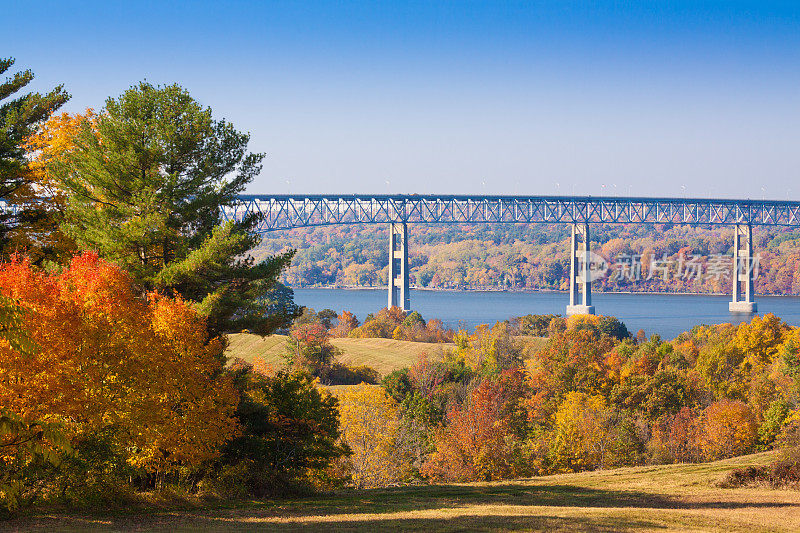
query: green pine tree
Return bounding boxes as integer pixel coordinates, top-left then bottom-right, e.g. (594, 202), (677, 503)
(55, 82), (298, 335)
(0, 57), (69, 255)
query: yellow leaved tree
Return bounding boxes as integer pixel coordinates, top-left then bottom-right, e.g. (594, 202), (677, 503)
(13, 110), (97, 261)
(338, 383), (410, 488)
(550, 391), (611, 472)
(701, 400), (757, 461)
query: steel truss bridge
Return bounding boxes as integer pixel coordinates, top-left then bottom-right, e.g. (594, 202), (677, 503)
(224, 195), (800, 232)
(213, 194), (800, 315)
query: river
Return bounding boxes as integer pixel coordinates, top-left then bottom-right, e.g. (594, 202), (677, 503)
(291, 288), (800, 340)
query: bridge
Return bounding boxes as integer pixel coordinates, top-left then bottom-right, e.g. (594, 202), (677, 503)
(224, 195), (800, 315)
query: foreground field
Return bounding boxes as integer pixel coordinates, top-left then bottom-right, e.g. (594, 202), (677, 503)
(8, 452), (800, 532)
(226, 333), (454, 375)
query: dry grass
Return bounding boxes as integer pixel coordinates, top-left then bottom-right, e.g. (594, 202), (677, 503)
(225, 333), (453, 376)
(9, 452), (800, 532)
(329, 338), (452, 376)
(225, 333), (292, 364)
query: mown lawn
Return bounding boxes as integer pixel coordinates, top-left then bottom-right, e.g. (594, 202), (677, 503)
(225, 333), (453, 376)
(8, 452), (800, 532)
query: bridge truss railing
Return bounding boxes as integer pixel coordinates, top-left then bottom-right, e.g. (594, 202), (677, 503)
(223, 195), (800, 232)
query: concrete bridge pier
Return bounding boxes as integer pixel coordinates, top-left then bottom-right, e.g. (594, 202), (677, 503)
(729, 224), (757, 313)
(388, 222), (411, 311)
(566, 222), (595, 316)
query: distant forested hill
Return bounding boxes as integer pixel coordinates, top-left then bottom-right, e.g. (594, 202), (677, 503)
(252, 223), (800, 295)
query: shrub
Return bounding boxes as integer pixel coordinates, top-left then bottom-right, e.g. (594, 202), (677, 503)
(319, 363), (381, 386)
(0, 411), (72, 513)
(719, 450), (800, 488)
(212, 369), (346, 496)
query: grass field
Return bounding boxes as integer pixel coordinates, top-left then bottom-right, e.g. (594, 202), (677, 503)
(9, 452), (800, 532)
(225, 333), (546, 377)
(226, 333), (454, 376)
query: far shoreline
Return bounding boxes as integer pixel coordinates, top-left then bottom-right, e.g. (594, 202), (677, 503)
(288, 286), (800, 298)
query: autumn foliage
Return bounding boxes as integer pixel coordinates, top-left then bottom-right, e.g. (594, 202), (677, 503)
(285, 322), (337, 371)
(550, 392), (612, 472)
(340, 311), (800, 486)
(423, 368), (530, 482)
(0, 252), (239, 502)
(347, 307), (454, 343)
(701, 400), (758, 461)
(338, 384), (410, 488)
(258, 222), (800, 297)
(4, 110), (97, 261)
(24, 109), (97, 193)
(4, 243), (800, 505)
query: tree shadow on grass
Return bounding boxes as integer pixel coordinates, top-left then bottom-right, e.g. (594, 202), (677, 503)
(242, 482), (797, 517)
(137, 513), (687, 533)
(8, 482), (799, 532)
(11, 509), (740, 533)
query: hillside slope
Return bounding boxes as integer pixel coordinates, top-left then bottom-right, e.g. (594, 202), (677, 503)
(225, 333), (453, 375)
(12, 452), (800, 532)
(253, 223), (800, 295)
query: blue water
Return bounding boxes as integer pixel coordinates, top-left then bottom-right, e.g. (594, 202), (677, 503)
(291, 289), (800, 340)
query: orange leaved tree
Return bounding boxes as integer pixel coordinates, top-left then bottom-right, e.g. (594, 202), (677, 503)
(701, 400), (757, 461)
(422, 368), (530, 482)
(0, 252), (238, 479)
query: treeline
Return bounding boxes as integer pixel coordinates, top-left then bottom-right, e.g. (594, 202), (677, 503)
(246, 306), (800, 487)
(305, 309), (800, 486)
(239, 307), (455, 387)
(253, 223), (800, 295)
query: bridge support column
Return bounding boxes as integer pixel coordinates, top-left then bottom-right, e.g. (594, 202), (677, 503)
(388, 222), (410, 311)
(566, 222), (595, 316)
(729, 224), (757, 313)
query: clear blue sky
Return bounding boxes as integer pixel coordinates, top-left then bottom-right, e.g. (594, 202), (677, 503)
(4, 1), (800, 198)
